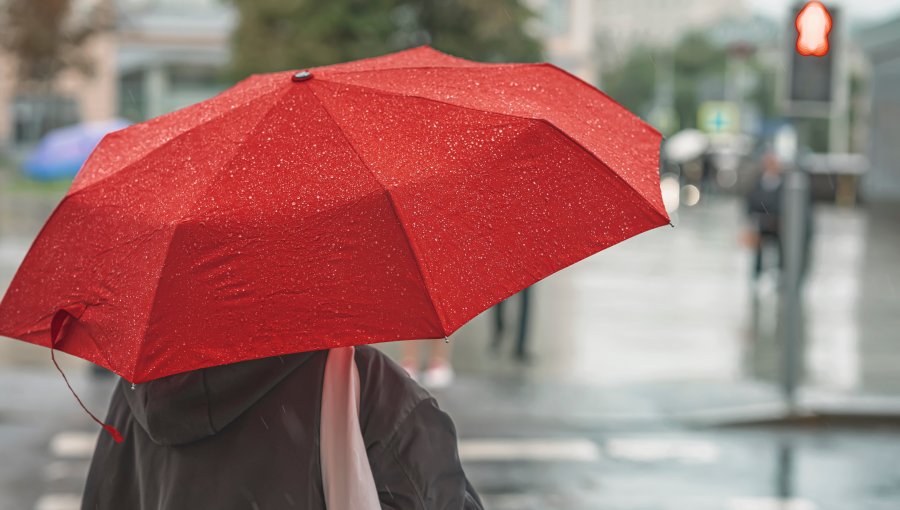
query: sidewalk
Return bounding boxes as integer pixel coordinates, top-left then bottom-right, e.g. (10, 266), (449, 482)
(3, 366), (900, 510)
(2, 192), (900, 509)
(3, 194), (900, 416)
(391, 195), (900, 420)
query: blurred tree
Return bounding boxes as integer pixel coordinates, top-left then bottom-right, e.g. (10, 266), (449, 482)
(601, 46), (656, 117)
(673, 33), (725, 77)
(227, 0), (542, 79)
(747, 62), (778, 121)
(0, 0), (113, 85)
(672, 33), (726, 130)
(603, 32), (788, 132)
(0, 0), (113, 144)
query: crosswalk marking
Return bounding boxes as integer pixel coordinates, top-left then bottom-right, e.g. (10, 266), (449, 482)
(43, 460), (90, 482)
(48, 431), (725, 466)
(48, 431), (724, 465)
(36, 433), (97, 510)
(47, 430), (610, 464)
(605, 437), (720, 463)
(481, 493), (544, 509)
(38, 431), (821, 510)
(458, 438), (601, 462)
(34, 494), (81, 510)
(49, 432), (97, 459)
(729, 498), (817, 510)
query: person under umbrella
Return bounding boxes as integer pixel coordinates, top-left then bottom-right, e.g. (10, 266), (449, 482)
(745, 151), (786, 280)
(0, 47), (670, 508)
(81, 347), (482, 509)
(744, 150), (813, 285)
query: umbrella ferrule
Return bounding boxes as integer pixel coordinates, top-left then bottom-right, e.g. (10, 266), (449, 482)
(292, 70), (313, 82)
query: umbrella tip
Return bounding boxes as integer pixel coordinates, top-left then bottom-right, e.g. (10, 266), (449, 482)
(292, 71), (313, 82)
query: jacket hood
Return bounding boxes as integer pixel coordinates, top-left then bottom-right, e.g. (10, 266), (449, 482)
(122, 351), (315, 446)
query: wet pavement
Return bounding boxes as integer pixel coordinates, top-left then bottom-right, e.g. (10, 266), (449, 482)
(3, 367), (900, 510)
(2, 180), (900, 508)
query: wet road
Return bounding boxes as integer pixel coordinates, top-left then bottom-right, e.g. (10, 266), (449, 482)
(3, 368), (900, 510)
(2, 187), (900, 509)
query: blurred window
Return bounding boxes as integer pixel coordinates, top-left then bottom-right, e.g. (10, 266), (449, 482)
(166, 66), (225, 113)
(12, 95), (80, 145)
(119, 71), (146, 122)
(546, 0), (571, 36)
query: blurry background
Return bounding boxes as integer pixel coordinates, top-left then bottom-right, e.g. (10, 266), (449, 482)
(1, 1), (900, 509)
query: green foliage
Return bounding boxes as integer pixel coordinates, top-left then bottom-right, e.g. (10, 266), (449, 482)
(673, 32), (725, 77)
(671, 33), (727, 129)
(5, 174), (73, 194)
(747, 62), (778, 120)
(602, 31), (777, 132)
(227, 0), (542, 79)
(602, 46), (656, 117)
(0, 0), (112, 85)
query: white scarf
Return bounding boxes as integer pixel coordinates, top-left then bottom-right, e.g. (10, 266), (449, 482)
(320, 346), (381, 509)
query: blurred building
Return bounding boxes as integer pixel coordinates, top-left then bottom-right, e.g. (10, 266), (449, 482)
(115, 0), (232, 121)
(528, 0), (749, 84)
(860, 15), (900, 202)
(527, 0), (598, 83)
(593, 0), (746, 66)
(0, 2), (117, 152)
(0, 0), (232, 153)
(1, 0), (759, 152)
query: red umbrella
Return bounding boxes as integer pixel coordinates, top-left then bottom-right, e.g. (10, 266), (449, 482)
(0, 47), (668, 385)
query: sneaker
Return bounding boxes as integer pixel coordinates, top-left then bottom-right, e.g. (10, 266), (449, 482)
(423, 361), (455, 389)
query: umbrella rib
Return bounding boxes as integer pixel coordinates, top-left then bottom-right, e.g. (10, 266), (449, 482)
(311, 46), (481, 74)
(319, 62), (635, 111)
(320, 63), (494, 76)
(306, 84), (449, 337)
(67, 85), (288, 200)
(527, 118), (668, 225)
(130, 86), (296, 381)
(317, 78), (669, 227)
(533, 62), (662, 136)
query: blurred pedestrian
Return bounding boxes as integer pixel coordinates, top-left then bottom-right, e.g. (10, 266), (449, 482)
(744, 151), (813, 285)
(745, 152), (785, 281)
(81, 346), (482, 509)
(401, 339), (455, 388)
(700, 151), (717, 195)
(491, 286), (532, 361)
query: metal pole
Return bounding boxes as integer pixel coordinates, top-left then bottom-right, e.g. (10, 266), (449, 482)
(779, 160), (808, 413)
(828, 1), (850, 156)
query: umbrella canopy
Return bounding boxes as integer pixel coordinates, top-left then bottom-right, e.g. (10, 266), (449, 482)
(22, 119), (131, 180)
(0, 47), (669, 383)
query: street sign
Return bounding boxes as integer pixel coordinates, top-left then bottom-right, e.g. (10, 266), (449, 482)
(698, 101), (739, 134)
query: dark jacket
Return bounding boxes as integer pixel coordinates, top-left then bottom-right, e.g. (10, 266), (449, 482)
(81, 346), (482, 510)
(746, 172), (784, 236)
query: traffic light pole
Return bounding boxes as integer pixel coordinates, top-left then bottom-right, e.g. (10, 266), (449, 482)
(779, 157), (809, 414)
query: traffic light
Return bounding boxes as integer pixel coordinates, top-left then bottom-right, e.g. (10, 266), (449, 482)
(785, 3), (840, 114)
